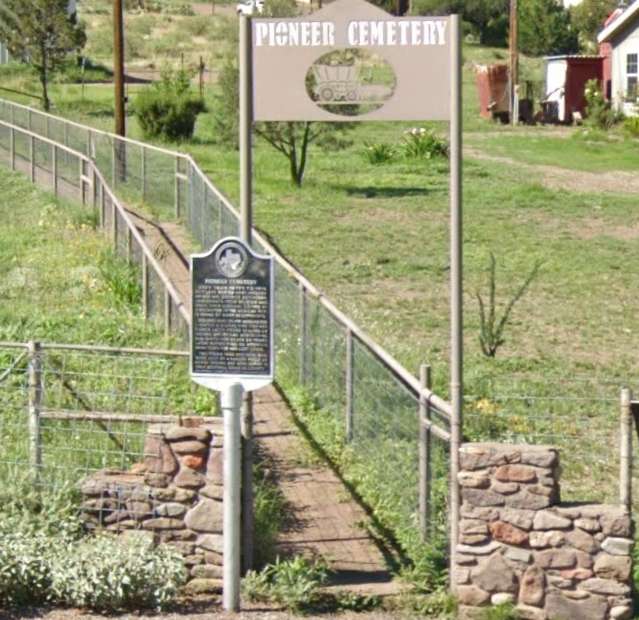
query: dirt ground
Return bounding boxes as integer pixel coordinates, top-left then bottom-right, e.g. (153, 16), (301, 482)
(6, 602), (402, 620)
(465, 145), (639, 195)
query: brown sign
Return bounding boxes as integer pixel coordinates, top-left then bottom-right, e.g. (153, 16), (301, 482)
(252, 0), (451, 122)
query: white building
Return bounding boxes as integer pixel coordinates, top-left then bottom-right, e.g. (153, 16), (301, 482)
(598, 0), (639, 115)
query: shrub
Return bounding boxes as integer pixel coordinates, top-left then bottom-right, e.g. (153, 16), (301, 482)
(0, 481), (186, 611)
(584, 79), (622, 130)
(0, 531), (53, 606)
(401, 127), (449, 159)
(50, 534), (187, 611)
(624, 116), (639, 138)
(363, 142), (396, 165)
(0, 477), (84, 540)
(134, 68), (206, 141)
(0, 529), (186, 610)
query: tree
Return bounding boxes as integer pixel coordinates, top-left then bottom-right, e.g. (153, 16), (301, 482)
(571, 0), (616, 52)
(519, 0), (578, 56)
(212, 0), (353, 187)
(463, 0), (509, 45)
(410, 0), (509, 45)
(255, 121), (352, 187)
(0, 0), (86, 111)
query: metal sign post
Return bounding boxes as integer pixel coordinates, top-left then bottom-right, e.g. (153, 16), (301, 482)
(239, 13), (256, 576)
(191, 237), (274, 612)
(248, 0), (463, 591)
(449, 14), (462, 579)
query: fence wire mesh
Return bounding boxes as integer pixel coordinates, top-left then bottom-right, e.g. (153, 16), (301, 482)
(465, 375), (623, 505)
(0, 344), (217, 531)
(0, 100), (455, 554)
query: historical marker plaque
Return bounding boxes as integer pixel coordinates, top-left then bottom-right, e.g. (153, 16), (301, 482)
(191, 237), (274, 391)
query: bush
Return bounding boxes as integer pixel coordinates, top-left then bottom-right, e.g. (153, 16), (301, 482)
(134, 68), (206, 141)
(363, 142), (396, 165)
(584, 79), (621, 130)
(0, 529), (186, 610)
(0, 477), (84, 540)
(243, 556), (328, 613)
(50, 534), (187, 611)
(624, 116), (639, 138)
(0, 481), (187, 611)
(402, 127), (449, 159)
(0, 531), (53, 606)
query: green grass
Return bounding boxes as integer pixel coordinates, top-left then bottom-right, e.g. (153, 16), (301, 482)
(467, 128), (639, 172)
(0, 167), (156, 345)
(0, 166), (217, 485)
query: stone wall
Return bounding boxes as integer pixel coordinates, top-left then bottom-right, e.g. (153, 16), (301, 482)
(456, 443), (634, 620)
(80, 421), (224, 595)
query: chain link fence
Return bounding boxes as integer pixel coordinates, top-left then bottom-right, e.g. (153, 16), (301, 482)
(0, 99), (452, 553)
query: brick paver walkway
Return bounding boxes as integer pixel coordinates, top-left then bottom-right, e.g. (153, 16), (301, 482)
(253, 388), (400, 595)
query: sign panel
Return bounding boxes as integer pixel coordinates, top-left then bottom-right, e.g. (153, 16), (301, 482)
(252, 0), (451, 122)
(191, 237), (274, 392)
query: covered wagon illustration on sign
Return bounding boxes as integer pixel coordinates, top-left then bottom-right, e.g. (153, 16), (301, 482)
(306, 48), (397, 116)
(313, 63), (361, 102)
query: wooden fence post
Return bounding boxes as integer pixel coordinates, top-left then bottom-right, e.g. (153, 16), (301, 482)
(419, 364), (432, 540)
(27, 341), (43, 480)
(346, 329), (354, 442)
(620, 387), (633, 511)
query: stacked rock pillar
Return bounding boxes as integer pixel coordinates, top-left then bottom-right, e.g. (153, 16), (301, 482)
(455, 443), (634, 620)
(81, 422), (225, 594)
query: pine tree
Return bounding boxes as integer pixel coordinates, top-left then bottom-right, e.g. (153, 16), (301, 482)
(0, 0), (86, 111)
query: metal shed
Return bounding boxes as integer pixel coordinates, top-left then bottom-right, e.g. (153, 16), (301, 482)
(543, 55), (603, 123)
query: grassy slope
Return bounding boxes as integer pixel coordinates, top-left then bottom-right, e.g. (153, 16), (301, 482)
(0, 165), (161, 347)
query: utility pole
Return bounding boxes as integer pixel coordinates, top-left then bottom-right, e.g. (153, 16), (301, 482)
(509, 0), (519, 126)
(113, 0), (126, 137)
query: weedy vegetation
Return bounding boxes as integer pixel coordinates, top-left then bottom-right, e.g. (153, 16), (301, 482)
(0, 478), (186, 611)
(476, 253), (543, 358)
(243, 556), (329, 613)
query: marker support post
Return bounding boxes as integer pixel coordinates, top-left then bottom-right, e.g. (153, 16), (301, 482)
(449, 13), (463, 584)
(222, 383), (244, 613)
(239, 12), (255, 575)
